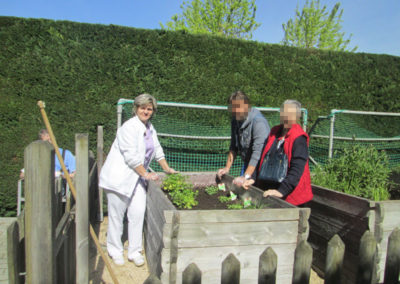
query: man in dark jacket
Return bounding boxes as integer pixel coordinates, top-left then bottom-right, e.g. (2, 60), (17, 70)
(217, 91), (270, 186)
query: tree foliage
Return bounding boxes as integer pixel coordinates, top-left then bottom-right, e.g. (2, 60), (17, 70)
(282, 0), (357, 52)
(161, 0), (260, 39)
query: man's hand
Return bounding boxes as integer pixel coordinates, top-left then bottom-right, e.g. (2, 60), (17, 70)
(242, 179), (255, 190)
(263, 189), (283, 198)
(217, 167), (229, 179)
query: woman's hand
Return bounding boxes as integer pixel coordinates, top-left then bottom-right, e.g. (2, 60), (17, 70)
(165, 168), (178, 174)
(144, 172), (159, 181)
(242, 179), (255, 190)
(263, 189), (283, 198)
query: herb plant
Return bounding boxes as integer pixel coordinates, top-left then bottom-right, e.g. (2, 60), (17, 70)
(312, 145), (391, 201)
(162, 173), (198, 209)
(205, 186), (219, 195)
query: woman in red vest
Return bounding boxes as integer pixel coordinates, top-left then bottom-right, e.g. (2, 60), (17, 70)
(243, 100), (313, 206)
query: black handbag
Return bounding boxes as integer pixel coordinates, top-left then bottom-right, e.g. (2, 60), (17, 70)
(258, 138), (288, 183)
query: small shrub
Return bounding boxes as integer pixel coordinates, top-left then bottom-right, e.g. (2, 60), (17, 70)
(312, 145), (391, 201)
(205, 185), (219, 195)
(162, 173), (198, 209)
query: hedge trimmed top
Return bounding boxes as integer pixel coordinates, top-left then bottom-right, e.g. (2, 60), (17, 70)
(0, 16), (399, 216)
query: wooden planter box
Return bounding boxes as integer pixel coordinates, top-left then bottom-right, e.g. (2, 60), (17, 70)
(308, 185), (400, 283)
(144, 173), (310, 283)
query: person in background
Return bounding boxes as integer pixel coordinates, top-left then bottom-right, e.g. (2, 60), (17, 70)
(99, 93), (177, 266)
(19, 129), (76, 179)
(217, 91), (270, 185)
(243, 99), (313, 206)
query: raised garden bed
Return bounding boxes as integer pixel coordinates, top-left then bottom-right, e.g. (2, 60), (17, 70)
(308, 184), (400, 283)
(144, 173), (310, 283)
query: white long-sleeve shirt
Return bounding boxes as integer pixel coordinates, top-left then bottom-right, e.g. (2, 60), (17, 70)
(99, 116), (165, 197)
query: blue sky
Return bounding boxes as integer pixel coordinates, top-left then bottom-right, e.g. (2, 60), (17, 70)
(2, 0), (399, 56)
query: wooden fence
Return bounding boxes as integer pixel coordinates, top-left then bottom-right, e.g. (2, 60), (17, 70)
(144, 228), (400, 284)
(7, 133), (101, 284)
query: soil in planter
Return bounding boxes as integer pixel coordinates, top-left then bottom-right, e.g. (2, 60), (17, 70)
(163, 186), (273, 210)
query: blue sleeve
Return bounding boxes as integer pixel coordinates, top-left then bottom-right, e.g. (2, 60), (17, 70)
(64, 150), (76, 173)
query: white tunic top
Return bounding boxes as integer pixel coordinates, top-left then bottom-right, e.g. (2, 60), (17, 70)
(99, 116), (165, 197)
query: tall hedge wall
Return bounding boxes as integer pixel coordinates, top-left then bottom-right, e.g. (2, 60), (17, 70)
(1, 16), (399, 216)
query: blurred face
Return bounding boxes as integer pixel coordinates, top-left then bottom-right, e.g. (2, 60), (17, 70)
(40, 133), (51, 142)
(136, 103), (154, 124)
(280, 104), (298, 129)
(230, 99), (249, 121)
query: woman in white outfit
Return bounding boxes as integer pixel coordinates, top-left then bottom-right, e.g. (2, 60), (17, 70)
(99, 94), (176, 266)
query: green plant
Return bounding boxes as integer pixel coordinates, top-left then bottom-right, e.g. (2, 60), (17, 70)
(218, 195), (231, 203)
(205, 185), (219, 195)
(162, 173), (198, 209)
(169, 188), (199, 209)
(227, 203), (243, 209)
(312, 145), (391, 201)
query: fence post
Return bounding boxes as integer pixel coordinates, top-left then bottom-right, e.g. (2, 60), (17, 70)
(143, 274), (162, 284)
(182, 263), (201, 284)
(258, 247), (277, 284)
(292, 240), (313, 284)
(75, 133), (89, 284)
(97, 125), (104, 222)
(325, 234), (345, 284)
(7, 221), (20, 284)
(221, 253), (240, 284)
(356, 231), (377, 284)
(24, 140), (56, 283)
(383, 228), (400, 283)
(328, 111), (336, 159)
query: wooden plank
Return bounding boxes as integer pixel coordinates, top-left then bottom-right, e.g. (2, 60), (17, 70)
(383, 228), (400, 284)
(147, 181), (176, 211)
(75, 133), (89, 284)
(97, 125), (104, 222)
(7, 221), (20, 284)
(298, 208), (310, 243)
(162, 267), (293, 284)
(182, 263), (202, 284)
(311, 185), (374, 216)
(161, 243), (296, 282)
(356, 231), (377, 284)
(325, 235), (345, 284)
(378, 200), (400, 230)
(24, 141), (56, 283)
(168, 211), (180, 284)
(292, 240), (312, 284)
(164, 208), (300, 224)
(221, 253), (240, 284)
(258, 247), (277, 284)
(163, 220), (299, 249)
(309, 229), (359, 284)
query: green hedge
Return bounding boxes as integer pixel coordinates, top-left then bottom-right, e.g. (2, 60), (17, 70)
(1, 16), (400, 216)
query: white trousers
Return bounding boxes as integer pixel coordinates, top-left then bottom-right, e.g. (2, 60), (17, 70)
(105, 181), (147, 257)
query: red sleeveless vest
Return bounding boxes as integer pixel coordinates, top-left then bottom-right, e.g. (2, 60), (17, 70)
(259, 124), (313, 206)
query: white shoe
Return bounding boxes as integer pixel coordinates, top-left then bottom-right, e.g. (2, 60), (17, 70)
(128, 252), (145, 267)
(110, 254), (125, 266)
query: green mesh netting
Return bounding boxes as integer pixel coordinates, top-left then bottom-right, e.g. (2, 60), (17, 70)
(308, 110), (400, 169)
(118, 99), (292, 175)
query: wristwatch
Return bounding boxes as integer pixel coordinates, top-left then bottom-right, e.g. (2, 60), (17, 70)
(244, 174), (251, 180)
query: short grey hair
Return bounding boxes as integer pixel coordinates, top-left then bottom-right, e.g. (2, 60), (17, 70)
(38, 129), (49, 140)
(132, 93), (158, 116)
(280, 99), (302, 120)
